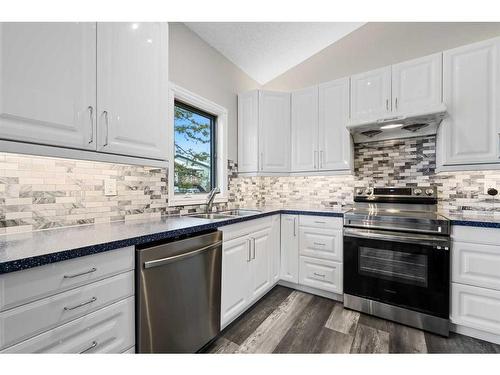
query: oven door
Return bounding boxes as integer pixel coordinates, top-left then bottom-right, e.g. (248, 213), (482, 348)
(343, 227), (450, 318)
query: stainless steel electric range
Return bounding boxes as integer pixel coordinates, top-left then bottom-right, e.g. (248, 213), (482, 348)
(343, 186), (450, 336)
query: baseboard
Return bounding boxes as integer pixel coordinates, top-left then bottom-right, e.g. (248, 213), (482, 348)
(450, 323), (500, 345)
(278, 280), (343, 302)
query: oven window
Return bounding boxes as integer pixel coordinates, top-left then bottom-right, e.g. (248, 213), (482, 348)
(358, 247), (428, 287)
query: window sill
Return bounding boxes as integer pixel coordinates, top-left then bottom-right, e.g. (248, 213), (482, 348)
(168, 195), (228, 207)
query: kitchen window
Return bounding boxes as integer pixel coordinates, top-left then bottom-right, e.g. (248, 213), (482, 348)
(173, 101), (216, 195)
(168, 84), (228, 206)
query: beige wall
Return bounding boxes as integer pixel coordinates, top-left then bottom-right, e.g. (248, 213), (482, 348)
(263, 22), (500, 91)
(169, 22), (260, 160)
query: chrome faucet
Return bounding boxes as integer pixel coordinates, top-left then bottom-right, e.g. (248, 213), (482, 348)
(206, 187), (220, 213)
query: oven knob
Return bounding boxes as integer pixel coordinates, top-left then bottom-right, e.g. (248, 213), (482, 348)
(425, 188), (434, 196)
(356, 188), (364, 195)
(414, 188), (422, 196)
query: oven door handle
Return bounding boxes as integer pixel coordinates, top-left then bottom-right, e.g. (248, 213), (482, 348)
(343, 228), (450, 248)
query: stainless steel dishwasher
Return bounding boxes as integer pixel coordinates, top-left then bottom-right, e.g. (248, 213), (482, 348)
(136, 231), (222, 353)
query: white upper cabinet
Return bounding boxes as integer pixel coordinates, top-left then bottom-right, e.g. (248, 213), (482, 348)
(438, 37), (500, 166)
(237, 91), (259, 173)
(0, 23), (97, 150)
(259, 91), (291, 172)
(318, 78), (352, 171)
(97, 23), (169, 160)
(350, 66), (392, 123)
(291, 87), (319, 171)
(391, 53), (442, 116)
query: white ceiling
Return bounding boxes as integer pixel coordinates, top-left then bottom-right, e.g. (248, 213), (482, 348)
(184, 22), (365, 85)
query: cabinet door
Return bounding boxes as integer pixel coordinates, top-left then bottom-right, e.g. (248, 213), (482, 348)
(280, 215), (299, 283)
(238, 91), (259, 172)
(438, 38), (500, 166)
(249, 228), (272, 303)
(0, 22), (96, 150)
(291, 87), (319, 171)
(221, 236), (251, 327)
(318, 77), (352, 171)
(392, 53), (442, 115)
(269, 215), (281, 284)
(259, 91), (291, 172)
(350, 66), (392, 123)
(97, 22), (169, 160)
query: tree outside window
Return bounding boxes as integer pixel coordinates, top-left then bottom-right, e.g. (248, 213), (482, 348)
(174, 101), (216, 194)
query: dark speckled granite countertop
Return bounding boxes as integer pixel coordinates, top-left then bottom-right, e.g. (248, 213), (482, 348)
(1, 205), (499, 275)
(0, 206), (345, 274)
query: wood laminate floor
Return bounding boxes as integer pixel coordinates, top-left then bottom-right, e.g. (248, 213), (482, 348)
(204, 286), (500, 354)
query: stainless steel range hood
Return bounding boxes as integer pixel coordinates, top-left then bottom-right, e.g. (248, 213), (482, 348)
(347, 104), (447, 143)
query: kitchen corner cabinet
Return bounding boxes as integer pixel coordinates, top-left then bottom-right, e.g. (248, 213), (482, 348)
(290, 78), (352, 173)
(0, 22), (168, 162)
(350, 53), (442, 124)
(237, 90), (290, 173)
(220, 216), (279, 328)
(280, 214), (299, 283)
(437, 37), (500, 167)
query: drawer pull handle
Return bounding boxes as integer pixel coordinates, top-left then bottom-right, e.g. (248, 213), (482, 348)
(63, 267), (97, 279)
(64, 297), (97, 311)
(313, 242), (325, 246)
(314, 221), (326, 224)
(313, 272), (326, 278)
(80, 340), (98, 354)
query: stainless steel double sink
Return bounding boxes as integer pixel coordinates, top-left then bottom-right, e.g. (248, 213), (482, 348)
(187, 209), (262, 220)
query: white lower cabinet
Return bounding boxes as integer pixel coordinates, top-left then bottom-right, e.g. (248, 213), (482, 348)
(270, 215), (281, 284)
(450, 225), (500, 342)
(299, 256), (342, 294)
(0, 246), (135, 353)
(220, 216), (279, 328)
(280, 215), (344, 296)
(451, 283), (500, 336)
(221, 236), (252, 326)
(280, 214), (299, 283)
(2, 297), (135, 354)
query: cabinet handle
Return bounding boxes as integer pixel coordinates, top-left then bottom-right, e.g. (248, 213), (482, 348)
(88, 106), (94, 144)
(386, 99), (389, 111)
(314, 221), (326, 224)
(313, 242), (325, 246)
(64, 297), (97, 311)
(247, 239), (251, 262)
(293, 217), (297, 237)
(80, 341), (98, 354)
(395, 97), (398, 111)
(102, 110), (109, 147)
(260, 152), (263, 171)
(314, 150), (318, 169)
(252, 237), (256, 260)
(63, 267), (97, 279)
(319, 151), (324, 169)
(313, 272), (326, 278)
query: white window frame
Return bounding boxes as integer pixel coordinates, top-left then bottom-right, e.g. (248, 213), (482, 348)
(168, 83), (228, 207)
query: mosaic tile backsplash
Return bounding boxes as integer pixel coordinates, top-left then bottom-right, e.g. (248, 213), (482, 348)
(1, 134), (500, 233)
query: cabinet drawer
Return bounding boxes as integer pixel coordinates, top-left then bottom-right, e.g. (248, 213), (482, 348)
(299, 215), (342, 230)
(452, 241), (500, 290)
(1, 297), (135, 353)
(299, 227), (342, 261)
(0, 271), (134, 350)
(220, 216), (273, 242)
(452, 226), (500, 246)
(451, 283), (500, 335)
(299, 256), (342, 294)
(0, 246), (134, 312)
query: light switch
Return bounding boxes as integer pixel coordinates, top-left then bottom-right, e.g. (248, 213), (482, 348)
(104, 179), (117, 196)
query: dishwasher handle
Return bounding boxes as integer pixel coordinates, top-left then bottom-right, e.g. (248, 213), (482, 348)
(143, 240), (222, 269)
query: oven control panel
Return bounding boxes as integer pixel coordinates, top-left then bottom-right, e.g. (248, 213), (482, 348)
(353, 186), (437, 202)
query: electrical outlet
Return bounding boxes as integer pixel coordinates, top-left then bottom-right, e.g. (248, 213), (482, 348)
(484, 180), (497, 195)
(104, 179), (117, 196)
